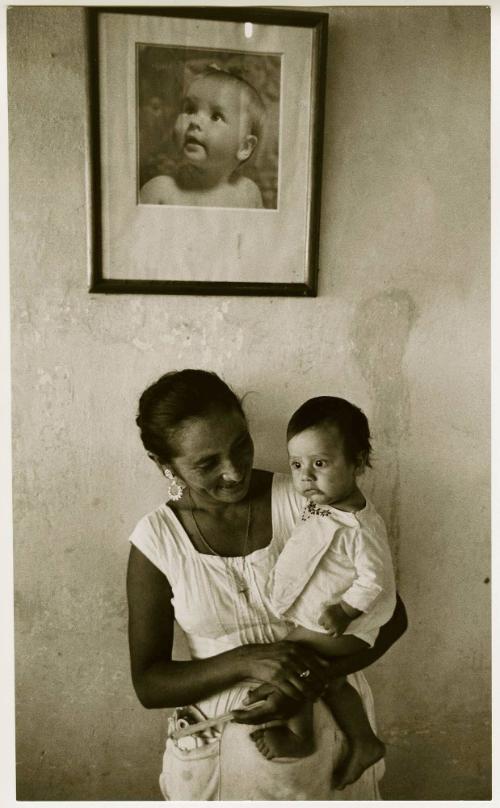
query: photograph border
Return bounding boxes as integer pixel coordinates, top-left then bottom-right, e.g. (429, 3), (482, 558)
(87, 6), (329, 297)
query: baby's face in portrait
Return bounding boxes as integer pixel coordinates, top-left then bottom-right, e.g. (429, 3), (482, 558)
(173, 75), (255, 177)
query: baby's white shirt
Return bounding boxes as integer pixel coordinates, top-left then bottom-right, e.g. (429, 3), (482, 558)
(268, 498), (396, 646)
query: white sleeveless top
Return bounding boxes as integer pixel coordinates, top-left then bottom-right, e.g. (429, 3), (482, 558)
(129, 473), (384, 800)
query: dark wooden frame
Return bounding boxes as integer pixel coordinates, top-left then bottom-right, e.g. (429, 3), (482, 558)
(87, 6), (328, 296)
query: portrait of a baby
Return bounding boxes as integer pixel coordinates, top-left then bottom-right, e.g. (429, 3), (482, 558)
(137, 46), (281, 210)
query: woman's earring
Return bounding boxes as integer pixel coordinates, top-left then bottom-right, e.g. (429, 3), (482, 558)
(162, 468), (186, 502)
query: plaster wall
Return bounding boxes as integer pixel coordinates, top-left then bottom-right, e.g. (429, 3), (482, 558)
(9, 6), (490, 800)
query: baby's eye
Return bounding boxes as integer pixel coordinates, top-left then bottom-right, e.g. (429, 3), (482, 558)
(314, 460), (326, 468)
(183, 100), (196, 114)
(290, 461), (301, 470)
(211, 111), (225, 122)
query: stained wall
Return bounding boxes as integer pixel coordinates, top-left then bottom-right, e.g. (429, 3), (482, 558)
(9, 5), (490, 799)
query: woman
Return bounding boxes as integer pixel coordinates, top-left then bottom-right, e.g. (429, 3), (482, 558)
(127, 369), (407, 800)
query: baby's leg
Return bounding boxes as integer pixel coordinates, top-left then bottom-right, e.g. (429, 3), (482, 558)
(250, 628), (353, 761)
(250, 700), (314, 760)
(287, 626), (385, 787)
(324, 676), (385, 789)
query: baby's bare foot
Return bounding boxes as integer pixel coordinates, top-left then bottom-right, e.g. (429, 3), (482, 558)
(250, 726), (314, 760)
(333, 737), (385, 789)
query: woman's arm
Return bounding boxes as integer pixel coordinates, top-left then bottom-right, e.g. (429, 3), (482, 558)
(326, 592), (408, 677)
(233, 593), (408, 724)
(127, 545), (330, 709)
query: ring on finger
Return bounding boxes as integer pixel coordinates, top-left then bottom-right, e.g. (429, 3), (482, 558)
(299, 669), (311, 679)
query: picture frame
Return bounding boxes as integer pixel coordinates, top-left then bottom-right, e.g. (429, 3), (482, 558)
(87, 6), (328, 296)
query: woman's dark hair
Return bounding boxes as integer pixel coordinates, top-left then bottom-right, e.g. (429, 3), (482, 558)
(287, 396), (373, 468)
(136, 369), (244, 462)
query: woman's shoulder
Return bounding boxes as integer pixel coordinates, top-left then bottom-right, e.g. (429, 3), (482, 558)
(131, 500), (175, 530)
(264, 470), (306, 536)
(129, 502), (185, 573)
(270, 470), (300, 501)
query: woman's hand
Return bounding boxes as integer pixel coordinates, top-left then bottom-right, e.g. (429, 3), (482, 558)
(232, 684), (304, 724)
(238, 641), (330, 701)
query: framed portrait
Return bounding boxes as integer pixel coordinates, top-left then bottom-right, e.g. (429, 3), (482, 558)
(87, 7), (328, 296)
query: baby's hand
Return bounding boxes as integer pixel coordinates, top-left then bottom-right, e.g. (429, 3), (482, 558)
(318, 603), (352, 636)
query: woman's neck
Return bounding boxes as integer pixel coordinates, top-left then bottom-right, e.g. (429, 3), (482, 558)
(172, 469), (273, 557)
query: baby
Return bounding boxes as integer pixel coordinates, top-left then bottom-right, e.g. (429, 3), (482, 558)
(251, 396), (396, 789)
(140, 66), (265, 208)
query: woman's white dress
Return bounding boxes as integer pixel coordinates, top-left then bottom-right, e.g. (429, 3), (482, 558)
(129, 472), (384, 800)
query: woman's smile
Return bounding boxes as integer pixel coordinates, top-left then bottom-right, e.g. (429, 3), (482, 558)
(169, 407), (254, 505)
(217, 476), (249, 495)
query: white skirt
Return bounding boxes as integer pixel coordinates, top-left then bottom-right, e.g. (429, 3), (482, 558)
(159, 671), (383, 801)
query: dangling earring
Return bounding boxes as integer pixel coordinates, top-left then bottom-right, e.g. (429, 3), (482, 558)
(162, 468), (186, 502)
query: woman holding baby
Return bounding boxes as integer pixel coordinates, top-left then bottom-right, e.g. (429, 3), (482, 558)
(127, 368), (407, 800)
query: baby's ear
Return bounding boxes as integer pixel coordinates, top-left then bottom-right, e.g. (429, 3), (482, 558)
(237, 134), (257, 162)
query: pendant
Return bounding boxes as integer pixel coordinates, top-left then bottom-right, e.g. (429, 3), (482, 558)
(225, 556), (250, 599)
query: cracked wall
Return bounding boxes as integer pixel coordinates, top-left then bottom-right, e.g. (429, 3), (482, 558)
(9, 5), (490, 800)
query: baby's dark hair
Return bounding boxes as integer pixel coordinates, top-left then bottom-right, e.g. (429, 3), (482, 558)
(136, 369), (244, 462)
(198, 65), (266, 144)
(287, 396), (373, 468)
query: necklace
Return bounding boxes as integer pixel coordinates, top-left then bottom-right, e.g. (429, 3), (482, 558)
(188, 491), (252, 597)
